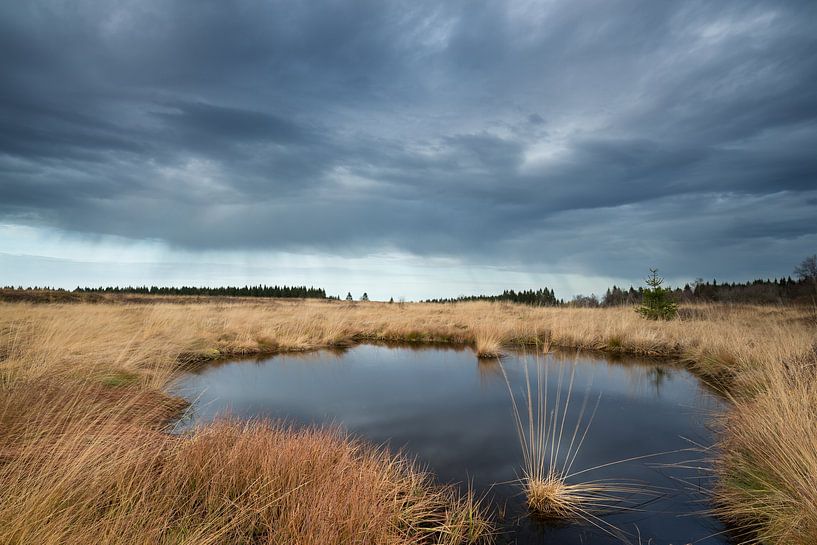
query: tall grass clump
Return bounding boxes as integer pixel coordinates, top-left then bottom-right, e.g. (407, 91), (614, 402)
(712, 346), (817, 545)
(499, 357), (651, 535)
(0, 408), (493, 545)
(474, 325), (504, 358)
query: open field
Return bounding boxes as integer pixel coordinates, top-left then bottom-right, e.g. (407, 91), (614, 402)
(1, 299), (816, 544)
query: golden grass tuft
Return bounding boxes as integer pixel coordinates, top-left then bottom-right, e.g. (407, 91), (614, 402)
(499, 357), (654, 536)
(525, 477), (643, 523)
(474, 325), (504, 358)
(526, 476), (583, 519)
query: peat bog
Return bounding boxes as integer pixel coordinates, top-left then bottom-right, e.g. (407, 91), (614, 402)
(176, 344), (729, 545)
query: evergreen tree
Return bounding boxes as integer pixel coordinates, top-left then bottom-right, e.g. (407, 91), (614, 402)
(345, 292), (353, 301)
(361, 292), (369, 301)
(637, 268), (678, 320)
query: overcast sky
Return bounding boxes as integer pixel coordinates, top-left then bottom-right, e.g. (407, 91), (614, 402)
(2, 0), (816, 300)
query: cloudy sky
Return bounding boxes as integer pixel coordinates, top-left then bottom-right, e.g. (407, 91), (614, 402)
(2, 0), (816, 300)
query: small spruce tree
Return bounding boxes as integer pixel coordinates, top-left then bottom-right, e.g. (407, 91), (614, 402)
(361, 292), (369, 301)
(636, 268), (678, 320)
(345, 292), (353, 301)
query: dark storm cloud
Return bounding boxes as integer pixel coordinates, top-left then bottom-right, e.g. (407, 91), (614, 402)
(1, 0), (816, 280)
(156, 102), (310, 146)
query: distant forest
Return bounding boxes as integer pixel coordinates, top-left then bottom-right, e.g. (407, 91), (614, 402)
(3, 275), (816, 306)
(426, 288), (560, 306)
(428, 277), (816, 307)
(19, 285), (329, 299)
(600, 277), (815, 306)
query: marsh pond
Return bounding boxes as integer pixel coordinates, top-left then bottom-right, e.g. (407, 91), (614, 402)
(174, 344), (730, 545)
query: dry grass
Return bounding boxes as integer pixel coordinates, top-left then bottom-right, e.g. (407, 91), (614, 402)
(1, 299), (816, 544)
(712, 345), (817, 545)
(473, 325), (505, 358)
(5, 299), (811, 378)
(0, 406), (490, 544)
(0, 302), (494, 545)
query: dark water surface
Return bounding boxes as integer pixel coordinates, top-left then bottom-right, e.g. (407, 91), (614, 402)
(174, 344), (730, 545)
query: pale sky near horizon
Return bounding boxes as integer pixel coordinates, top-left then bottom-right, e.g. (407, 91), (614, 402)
(2, 1), (816, 300)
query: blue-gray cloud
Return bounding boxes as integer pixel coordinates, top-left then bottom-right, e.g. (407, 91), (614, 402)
(1, 0), (816, 281)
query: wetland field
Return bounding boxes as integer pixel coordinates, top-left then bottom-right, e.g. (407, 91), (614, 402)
(1, 298), (815, 544)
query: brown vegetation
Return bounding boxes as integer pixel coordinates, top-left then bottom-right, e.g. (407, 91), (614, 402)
(713, 344), (817, 544)
(0, 301), (493, 545)
(1, 299), (815, 544)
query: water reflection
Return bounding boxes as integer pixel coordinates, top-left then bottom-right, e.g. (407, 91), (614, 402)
(175, 344), (729, 545)
(477, 357), (504, 386)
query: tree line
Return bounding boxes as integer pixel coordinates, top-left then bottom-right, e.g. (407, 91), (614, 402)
(421, 276), (814, 309)
(421, 254), (817, 308)
(69, 285), (328, 298)
(5, 255), (815, 305)
(600, 276), (815, 307)
(426, 288), (561, 306)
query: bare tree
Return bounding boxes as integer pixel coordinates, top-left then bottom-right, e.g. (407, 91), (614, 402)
(794, 255), (817, 283)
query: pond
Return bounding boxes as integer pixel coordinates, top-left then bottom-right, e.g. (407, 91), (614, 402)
(173, 344), (730, 545)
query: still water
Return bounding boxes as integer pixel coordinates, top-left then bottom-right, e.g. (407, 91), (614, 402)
(174, 344), (730, 545)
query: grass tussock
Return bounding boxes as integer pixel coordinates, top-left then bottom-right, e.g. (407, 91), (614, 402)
(1, 299), (816, 543)
(500, 358), (652, 536)
(712, 345), (817, 545)
(474, 325), (504, 358)
(0, 411), (489, 544)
